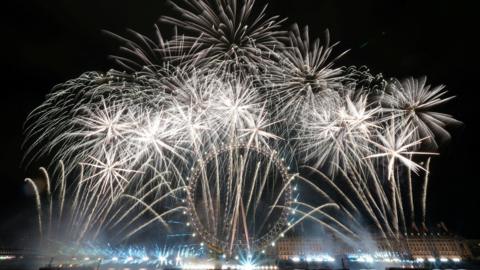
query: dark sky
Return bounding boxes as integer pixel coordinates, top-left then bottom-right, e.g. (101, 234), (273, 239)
(1, 0), (478, 246)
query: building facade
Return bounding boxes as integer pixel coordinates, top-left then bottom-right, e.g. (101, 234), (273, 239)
(273, 233), (472, 261)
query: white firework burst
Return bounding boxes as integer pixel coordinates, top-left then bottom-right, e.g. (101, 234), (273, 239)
(80, 146), (140, 201)
(239, 104), (283, 148)
(296, 94), (380, 175)
(130, 109), (188, 171)
(161, 0), (286, 70)
(72, 99), (136, 145)
(367, 118), (437, 180)
(268, 24), (348, 120)
(208, 78), (264, 141)
(169, 101), (211, 153)
(380, 76), (460, 148)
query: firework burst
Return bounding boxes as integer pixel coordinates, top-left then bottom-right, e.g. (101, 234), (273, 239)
(22, 0), (460, 257)
(380, 76), (461, 148)
(161, 0), (286, 71)
(267, 24), (348, 120)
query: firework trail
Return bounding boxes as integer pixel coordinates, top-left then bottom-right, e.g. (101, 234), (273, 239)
(421, 158), (431, 227)
(25, 178), (43, 237)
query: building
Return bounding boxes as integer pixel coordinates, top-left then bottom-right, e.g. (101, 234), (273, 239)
(275, 237), (339, 261)
(272, 233), (473, 262)
(381, 233), (472, 260)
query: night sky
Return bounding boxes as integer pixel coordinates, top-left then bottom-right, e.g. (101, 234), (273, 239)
(1, 0), (478, 246)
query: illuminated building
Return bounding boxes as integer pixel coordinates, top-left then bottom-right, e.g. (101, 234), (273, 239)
(272, 233), (472, 262)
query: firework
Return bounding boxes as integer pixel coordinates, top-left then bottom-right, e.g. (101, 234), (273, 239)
(296, 94), (381, 175)
(160, 0), (286, 71)
(380, 76), (461, 149)
(267, 24), (348, 120)
(22, 0), (460, 258)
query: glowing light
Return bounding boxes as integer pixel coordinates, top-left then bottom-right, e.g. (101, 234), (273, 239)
(241, 263), (256, 270)
(181, 264), (215, 270)
(158, 255), (167, 264)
